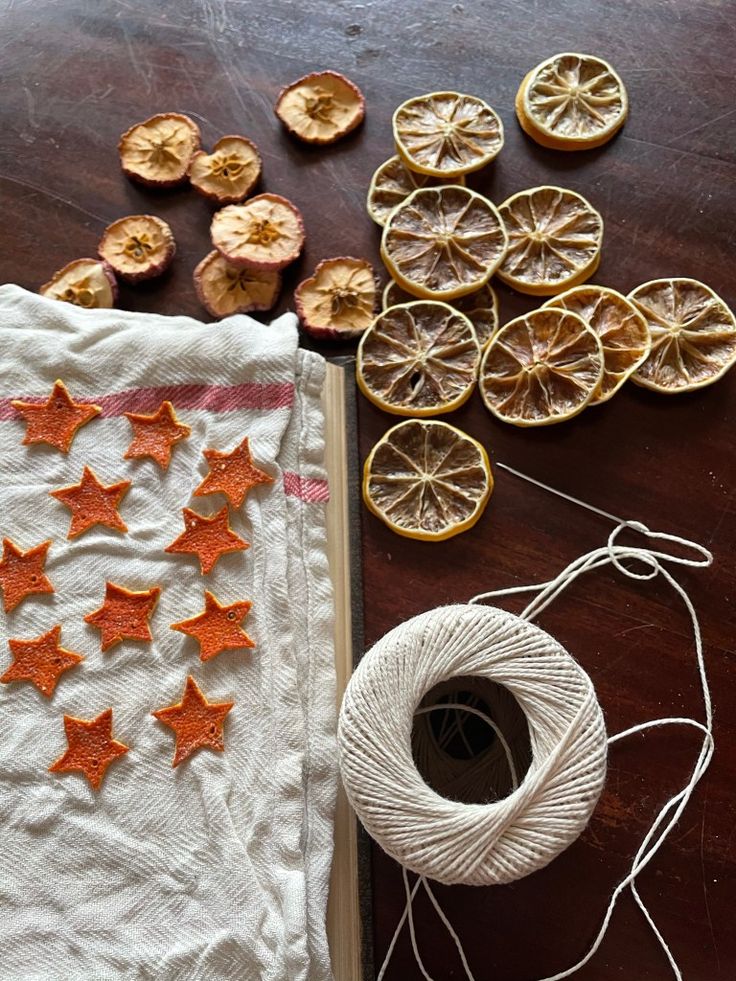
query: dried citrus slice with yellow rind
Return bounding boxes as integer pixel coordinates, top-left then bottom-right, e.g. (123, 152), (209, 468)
(194, 251), (280, 318)
(497, 186), (603, 296)
(275, 71), (365, 144)
(357, 301), (480, 416)
(40, 259), (117, 308)
(99, 215), (175, 282)
(393, 92), (504, 178)
(383, 279), (498, 350)
(517, 53), (628, 151)
(381, 185), (507, 301)
(543, 286), (650, 403)
(118, 112), (200, 186)
(188, 135), (261, 204)
(363, 419), (492, 541)
(295, 257), (377, 340)
(627, 278), (736, 393)
(366, 156), (465, 227)
(211, 193), (305, 270)
(480, 307), (604, 426)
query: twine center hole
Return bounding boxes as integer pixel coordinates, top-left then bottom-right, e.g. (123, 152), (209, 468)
(411, 676), (532, 805)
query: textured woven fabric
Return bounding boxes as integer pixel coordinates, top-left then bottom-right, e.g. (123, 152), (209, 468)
(0, 285), (337, 981)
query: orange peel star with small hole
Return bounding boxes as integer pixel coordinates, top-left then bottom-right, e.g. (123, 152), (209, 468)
(194, 436), (273, 508)
(171, 590), (255, 662)
(124, 400), (191, 469)
(1, 625), (83, 698)
(12, 380), (101, 453)
(50, 466), (130, 539)
(0, 538), (54, 613)
(84, 582), (161, 652)
(49, 708), (129, 790)
(153, 675), (234, 767)
(165, 506), (249, 574)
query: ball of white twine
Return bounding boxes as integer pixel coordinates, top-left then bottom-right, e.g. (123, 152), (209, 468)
(338, 603), (608, 886)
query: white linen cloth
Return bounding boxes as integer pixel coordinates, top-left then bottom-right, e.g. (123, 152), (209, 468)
(0, 285), (337, 981)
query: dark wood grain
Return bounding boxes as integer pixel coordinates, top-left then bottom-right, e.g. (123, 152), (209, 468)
(0, 1), (734, 979)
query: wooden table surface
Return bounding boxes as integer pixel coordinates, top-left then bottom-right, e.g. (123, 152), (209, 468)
(1, 1), (734, 979)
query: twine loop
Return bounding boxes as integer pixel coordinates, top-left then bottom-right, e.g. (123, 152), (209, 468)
(338, 603), (608, 886)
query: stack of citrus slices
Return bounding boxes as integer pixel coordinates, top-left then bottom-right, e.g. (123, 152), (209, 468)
(359, 67), (736, 540)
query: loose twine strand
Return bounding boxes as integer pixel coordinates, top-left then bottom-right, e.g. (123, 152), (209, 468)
(376, 464), (714, 981)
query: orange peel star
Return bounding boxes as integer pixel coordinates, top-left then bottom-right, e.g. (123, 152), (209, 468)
(194, 436), (273, 508)
(0, 538), (54, 612)
(12, 380), (101, 453)
(153, 675), (234, 767)
(171, 590), (255, 662)
(124, 400), (191, 469)
(50, 466), (130, 539)
(49, 708), (129, 790)
(84, 581), (161, 651)
(1, 625), (83, 697)
(165, 506), (249, 574)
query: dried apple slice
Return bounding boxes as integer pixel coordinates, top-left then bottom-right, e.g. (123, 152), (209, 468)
(39, 259), (117, 309)
(118, 112), (200, 187)
(383, 279), (498, 349)
(211, 193), (305, 270)
(188, 135), (262, 204)
(194, 250), (281, 318)
(295, 257), (377, 340)
(98, 215), (175, 282)
(275, 70), (365, 144)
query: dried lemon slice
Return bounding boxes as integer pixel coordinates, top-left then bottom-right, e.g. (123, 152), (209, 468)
(275, 70), (365, 144)
(98, 215), (175, 282)
(295, 257), (377, 340)
(627, 279), (736, 393)
(496, 186), (603, 296)
(393, 92), (504, 178)
(211, 193), (305, 270)
(381, 185), (507, 301)
(194, 251), (281, 319)
(188, 135), (261, 204)
(366, 155), (464, 227)
(363, 419), (492, 541)
(383, 279), (498, 350)
(517, 53), (627, 151)
(357, 301), (480, 416)
(480, 307), (604, 426)
(40, 259), (117, 309)
(544, 286), (650, 403)
(118, 112), (200, 186)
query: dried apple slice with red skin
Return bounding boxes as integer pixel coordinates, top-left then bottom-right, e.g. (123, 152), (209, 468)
(275, 70), (365, 144)
(98, 215), (175, 283)
(211, 193), (305, 271)
(295, 257), (378, 340)
(118, 112), (200, 187)
(188, 135), (262, 205)
(40, 259), (118, 309)
(194, 251), (281, 318)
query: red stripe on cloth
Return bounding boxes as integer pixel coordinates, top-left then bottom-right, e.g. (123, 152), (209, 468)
(283, 471), (330, 503)
(0, 381), (295, 420)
